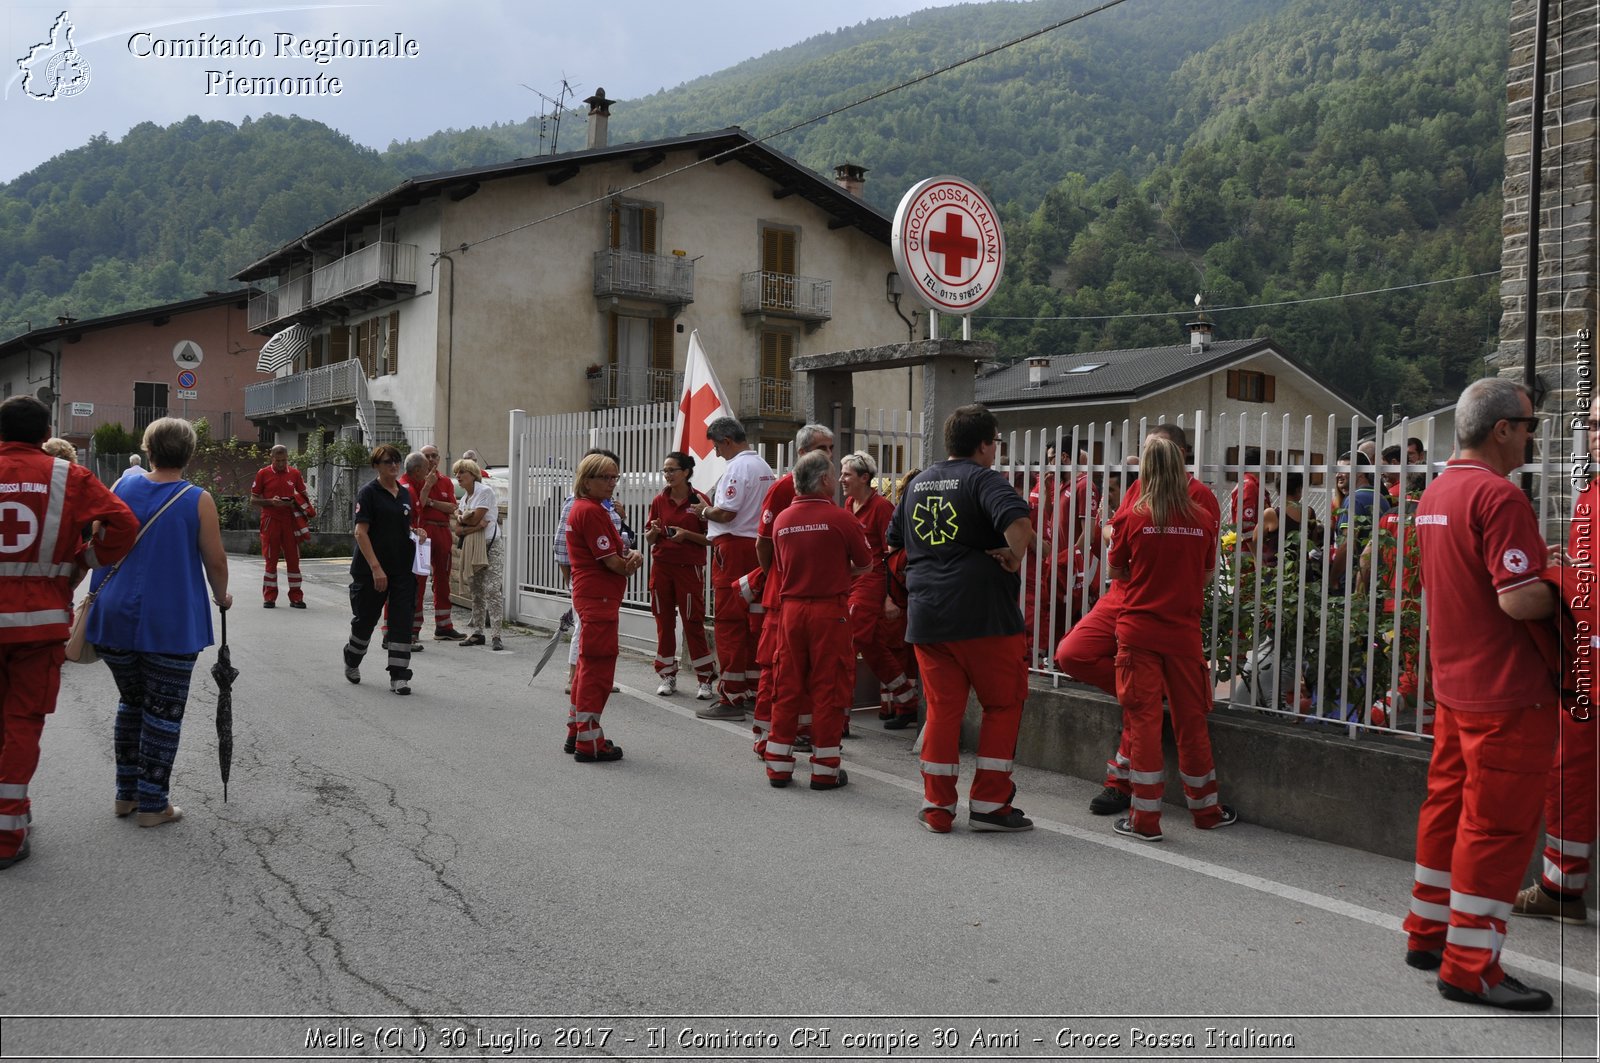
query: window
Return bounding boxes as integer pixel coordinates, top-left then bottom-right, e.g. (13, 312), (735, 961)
(610, 202), (658, 253)
(759, 226), (799, 312)
(133, 382), (168, 432)
(1226, 368), (1275, 403)
(328, 325), (349, 365)
(608, 314), (674, 404)
(760, 330), (794, 382)
(354, 313), (400, 378)
(1065, 362), (1106, 375)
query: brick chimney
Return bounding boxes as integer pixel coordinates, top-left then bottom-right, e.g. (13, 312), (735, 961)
(833, 163), (867, 198)
(584, 88), (616, 150)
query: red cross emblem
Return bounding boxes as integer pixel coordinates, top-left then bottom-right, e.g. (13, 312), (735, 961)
(0, 502), (39, 554)
(927, 210), (980, 280)
(679, 384), (723, 460)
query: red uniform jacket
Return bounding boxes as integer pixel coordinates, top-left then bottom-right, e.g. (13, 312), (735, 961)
(0, 443), (139, 643)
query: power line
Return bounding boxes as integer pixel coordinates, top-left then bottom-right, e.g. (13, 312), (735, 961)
(455, 0), (1135, 254)
(976, 270), (1501, 323)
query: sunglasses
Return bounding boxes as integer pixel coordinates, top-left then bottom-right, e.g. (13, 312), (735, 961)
(377, 457), (402, 466)
(1504, 417), (1541, 429)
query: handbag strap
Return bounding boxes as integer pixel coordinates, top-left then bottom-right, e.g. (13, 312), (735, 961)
(86, 483), (196, 601)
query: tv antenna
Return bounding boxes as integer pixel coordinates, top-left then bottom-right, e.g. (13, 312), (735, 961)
(520, 78), (577, 155)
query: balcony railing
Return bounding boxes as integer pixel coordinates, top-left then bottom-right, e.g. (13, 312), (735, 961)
(588, 365), (683, 410)
(245, 360), (361, 418)
(593, 249), (694, 304)
(739, 376), (793, 419)
(248, 242), (419, 330)
(739, 271), (832, 322)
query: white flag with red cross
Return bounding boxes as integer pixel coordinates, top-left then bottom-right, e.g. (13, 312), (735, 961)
(673, 330), (734, 495)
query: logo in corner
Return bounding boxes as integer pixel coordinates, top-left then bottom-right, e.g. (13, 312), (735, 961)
(17, 11), (91, 101)
(1503, 548), (1530, 575)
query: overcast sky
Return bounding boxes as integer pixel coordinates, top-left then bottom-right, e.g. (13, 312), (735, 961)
(1, 0), (955, 183)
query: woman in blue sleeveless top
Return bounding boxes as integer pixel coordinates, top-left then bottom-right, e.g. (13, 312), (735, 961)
(88, 418), (232, 828)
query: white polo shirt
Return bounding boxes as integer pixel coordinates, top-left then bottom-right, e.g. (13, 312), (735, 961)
(707, 448), (775, 539)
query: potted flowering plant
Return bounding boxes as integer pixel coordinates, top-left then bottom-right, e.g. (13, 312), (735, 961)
(584, 363), (603, 380)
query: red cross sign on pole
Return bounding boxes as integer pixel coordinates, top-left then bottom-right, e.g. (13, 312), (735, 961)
(891, 175), (1007, 315)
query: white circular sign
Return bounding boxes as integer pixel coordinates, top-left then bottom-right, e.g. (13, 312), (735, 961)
(892, 175), (1006, 315)
(172, 340), (204, 368)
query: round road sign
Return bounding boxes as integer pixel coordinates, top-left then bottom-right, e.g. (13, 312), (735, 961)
(177, 370), (197, 390)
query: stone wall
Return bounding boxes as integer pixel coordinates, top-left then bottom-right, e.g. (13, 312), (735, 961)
(1495, 0), (1598, 414)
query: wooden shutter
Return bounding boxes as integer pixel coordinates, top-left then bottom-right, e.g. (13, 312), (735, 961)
(607, 313), (619, 365)
(329, 325), (349, 364)
(761, 332), (793, 380)
(641, 207), (658, 254)
(1263, 373), (1276, 402)
(1226, 369), (1240, 400)
(762, 228), (796, 275)
(651, 317), (673, 371)
(386, 312), (400, 375)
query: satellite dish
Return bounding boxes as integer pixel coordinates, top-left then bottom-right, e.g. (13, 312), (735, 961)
(34, 386), (55, 405)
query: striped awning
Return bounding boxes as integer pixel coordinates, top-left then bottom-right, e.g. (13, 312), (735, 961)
(255, 324), (311, 374)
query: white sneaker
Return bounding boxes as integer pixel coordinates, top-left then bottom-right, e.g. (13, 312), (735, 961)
(696, 681), (715, 701)
(656, 677), (676, 697)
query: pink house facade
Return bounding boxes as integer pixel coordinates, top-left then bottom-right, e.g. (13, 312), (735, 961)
(0, 291), (261, 451)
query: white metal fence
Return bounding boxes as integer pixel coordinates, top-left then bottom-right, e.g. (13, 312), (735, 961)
(1000, 410), (1574, 742)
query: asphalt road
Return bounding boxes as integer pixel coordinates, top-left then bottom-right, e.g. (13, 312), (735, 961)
(2, 555), (1596, 1062)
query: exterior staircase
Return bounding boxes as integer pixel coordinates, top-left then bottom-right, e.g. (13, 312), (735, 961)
(363, 399), (407, 447)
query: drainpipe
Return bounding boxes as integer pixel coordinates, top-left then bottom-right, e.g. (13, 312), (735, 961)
(432, 249), (460, 456)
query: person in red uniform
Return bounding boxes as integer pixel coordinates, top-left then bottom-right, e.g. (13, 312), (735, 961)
(1106, 435), (1233, 842)
(414, 443), (464, 641)
(888, 404), (1034, 834)
(643, 450), (715, 698)
(565, 453), (643, 762)
(840, 451), (916, 726)
(764, 450), (872, 788)
(1511, 394), (1600, 927)
(745, 424), (833, 750)
(1229, 447), (1269, 552)
(1054, 424), (1218, 815)
(250, 444), (309, 609)
(1401, 377), (1559, 1012)
(0, 396), (139, 868)
(695, 417), (775, 720)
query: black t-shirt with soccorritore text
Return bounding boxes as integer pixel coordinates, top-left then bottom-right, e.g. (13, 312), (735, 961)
(887, 458), (1032, 644)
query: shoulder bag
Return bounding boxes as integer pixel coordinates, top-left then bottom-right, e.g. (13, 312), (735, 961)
(66, 484), (195, 664)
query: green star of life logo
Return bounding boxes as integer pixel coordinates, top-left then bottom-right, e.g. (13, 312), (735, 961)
(912, 496), (959, 546)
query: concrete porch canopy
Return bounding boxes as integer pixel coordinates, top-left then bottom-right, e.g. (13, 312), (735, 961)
(793, 338), (996, 469)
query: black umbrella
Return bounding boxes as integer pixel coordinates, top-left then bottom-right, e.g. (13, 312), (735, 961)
(211, 606), (238, 800)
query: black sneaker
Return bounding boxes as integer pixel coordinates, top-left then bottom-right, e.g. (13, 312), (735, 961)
(563, 736), (576, 755)
(969, 807), (1033, 832)
(0, 836), (30, 870)
(574, 742), (624, 763)
(344, 665), (360, 685)
(1112, 817), (1162, 842)
(459, 633), (486, 647)
(810, 769), (849, 791)
(1436, 974), (1553, 1012)
(884, 713), (917, 730)
(1089, 785), (1131, 816)
(1200, 805), (1239, 830)
(1405, 949), (1443, 971)
(262, 601), (275, 609)
(289, 600), (307, 609)
(434, 628), (467, 641)
(390, 679), (411, 696)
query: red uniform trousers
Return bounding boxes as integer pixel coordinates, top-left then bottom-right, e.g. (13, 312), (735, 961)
(1537, 709), (1597, 898)
(849, 583), (914, 712)
(569, 595), (620, 755)
(1055, 587), (1142, 794)
(1403, 702), (1559, 994)
(1116, 644), (1223, 834)
(413, 524), (457, 633)
(751, 604), (789, 753)
(914, 634), (1027, 817)
(649, 561), (715, 683)
(710, 535), (758, 705)
(259, 511), (304, 604)
(0, 642), (62, 859)
(764, 597), (853, 785)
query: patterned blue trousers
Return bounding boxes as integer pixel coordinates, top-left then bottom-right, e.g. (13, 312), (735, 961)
(99, 649), (199, 814)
